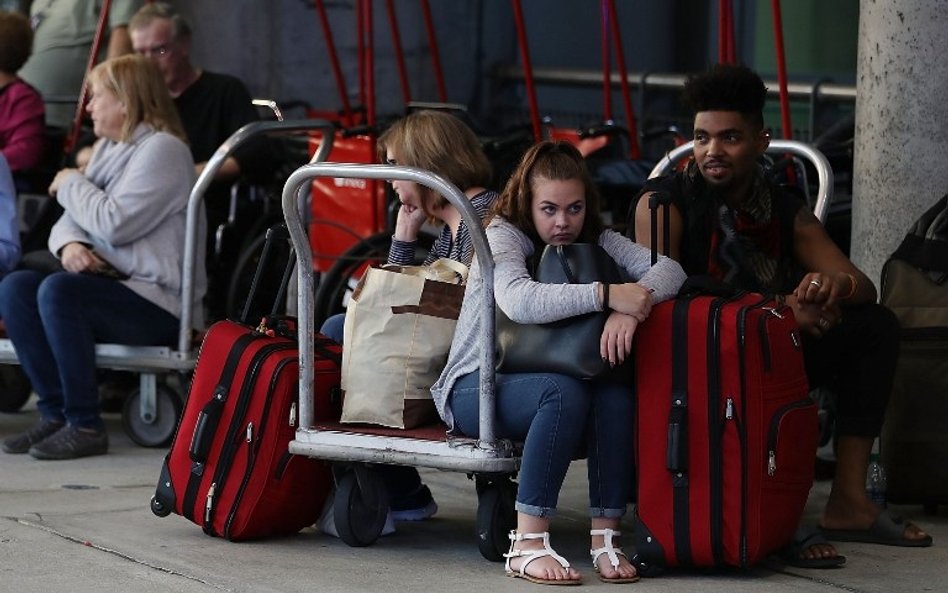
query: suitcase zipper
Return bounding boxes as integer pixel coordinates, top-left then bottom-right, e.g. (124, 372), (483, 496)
(204, 342), (296, 536)
(223, 357), (296, 539)
(183, 330), (262, 522)
(766, 399), (816, 476)
(757, 303), (792, 372)
(707, 298), (727, 567)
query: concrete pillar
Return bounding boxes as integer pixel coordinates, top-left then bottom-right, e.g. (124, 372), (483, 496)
(852, 1), (948, 289)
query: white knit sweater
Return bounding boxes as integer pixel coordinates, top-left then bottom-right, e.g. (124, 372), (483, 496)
(430, 216), (687, 429)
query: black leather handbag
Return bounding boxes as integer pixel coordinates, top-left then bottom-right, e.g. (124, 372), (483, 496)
(495, 243), (625, 379)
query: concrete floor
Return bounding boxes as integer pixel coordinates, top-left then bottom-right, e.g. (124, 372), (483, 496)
(0, 398), (945, 593)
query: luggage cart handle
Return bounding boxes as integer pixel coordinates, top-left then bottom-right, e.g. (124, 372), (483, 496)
(179, 119), (337, 354)
(648, 139), (834, 223)
(282, 163), (499, 447)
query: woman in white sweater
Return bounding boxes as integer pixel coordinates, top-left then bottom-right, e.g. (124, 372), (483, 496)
(432, 141), (685, 585)
(0, 55), (205, 460)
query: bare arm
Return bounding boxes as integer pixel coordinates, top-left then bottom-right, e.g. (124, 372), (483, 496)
(791, 206), (876, 307)
(195, 156), (242, 183)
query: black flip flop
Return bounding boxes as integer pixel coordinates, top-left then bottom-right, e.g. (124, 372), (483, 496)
(820, 510), (933, 548)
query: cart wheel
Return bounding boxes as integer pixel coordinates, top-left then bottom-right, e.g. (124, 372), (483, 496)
(0, 365), (32, 413)
(333, 468), (389, 547)
(475, 476), (517, 562)
(122, 384), (182, 448)
(150, 494), (172, 517)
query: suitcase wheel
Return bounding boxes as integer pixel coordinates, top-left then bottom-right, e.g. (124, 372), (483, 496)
(150, 494), (172, 517)
(474, 474), (517, 562)
(122, 384), (183, 448)
(630, 553), (664, 578)
(333, 467), (389, 547)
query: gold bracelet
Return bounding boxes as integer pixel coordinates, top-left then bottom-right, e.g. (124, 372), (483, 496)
(841, 272), (858, 300)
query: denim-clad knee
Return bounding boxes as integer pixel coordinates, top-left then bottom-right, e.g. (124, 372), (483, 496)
(0, 271), (180, 430)
(449, 371), (593, 518)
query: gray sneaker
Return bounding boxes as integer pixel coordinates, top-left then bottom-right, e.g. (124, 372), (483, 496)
(28, 425), (108, 460)
(2, 419), (65, 454)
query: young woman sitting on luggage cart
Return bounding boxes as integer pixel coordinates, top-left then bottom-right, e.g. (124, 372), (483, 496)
(0, 55), (204, 460)
(431, 141), (685, 585)
(320, 109), (500, 529)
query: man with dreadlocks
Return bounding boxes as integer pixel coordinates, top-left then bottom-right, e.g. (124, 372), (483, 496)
(631, 63), (931, 567)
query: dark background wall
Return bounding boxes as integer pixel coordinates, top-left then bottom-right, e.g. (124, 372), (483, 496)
(176, 0), (858, 151)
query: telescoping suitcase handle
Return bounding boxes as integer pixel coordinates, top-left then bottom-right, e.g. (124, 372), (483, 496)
(188, 224), (297, 463)
(647, 192), (688, 472)
(648, 192), (673, 266)
(241, 224), (298, 326)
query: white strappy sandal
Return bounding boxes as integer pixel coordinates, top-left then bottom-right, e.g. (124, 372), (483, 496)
(590, 528), (640, 584)
(504, 530), (582, 586)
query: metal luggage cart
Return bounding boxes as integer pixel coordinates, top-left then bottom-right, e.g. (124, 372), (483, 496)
(648, 138), (835, 222)
(283, 162), (521, 561)
(0, 119), (336, 448)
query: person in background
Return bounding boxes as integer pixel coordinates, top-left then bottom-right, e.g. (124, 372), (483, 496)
(631, 63), (932, 567)
(0, 155), (21, 273)
(0, 10), (44, 176)
(19, 0), (142, 130)
(0, 55), (204, 460)
(432, 141), (685, 585)
(129, 2), (269, 323)
(320, 109), (500, 534)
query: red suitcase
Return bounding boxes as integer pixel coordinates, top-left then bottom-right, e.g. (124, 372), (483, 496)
(632, 290), (818, 571)
(151, 318), (340, 540)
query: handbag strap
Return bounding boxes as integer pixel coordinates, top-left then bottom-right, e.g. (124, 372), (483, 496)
(553, 246), (577, 283)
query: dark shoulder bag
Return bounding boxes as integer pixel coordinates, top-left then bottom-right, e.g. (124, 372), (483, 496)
(495, 243), (625, 379)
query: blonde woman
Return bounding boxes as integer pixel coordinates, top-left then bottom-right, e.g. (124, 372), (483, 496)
(0, 55), (205, 460)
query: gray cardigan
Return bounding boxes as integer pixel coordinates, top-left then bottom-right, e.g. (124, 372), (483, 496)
(430, 217), (687, 430)
(49, 123), (207, 327)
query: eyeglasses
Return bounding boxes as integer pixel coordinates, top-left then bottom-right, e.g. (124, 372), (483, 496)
(135, 43), (172, 58)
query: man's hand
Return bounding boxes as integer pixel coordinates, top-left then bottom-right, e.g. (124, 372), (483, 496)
(787, 293), (842, 338)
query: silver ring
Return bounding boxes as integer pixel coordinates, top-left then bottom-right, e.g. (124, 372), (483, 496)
(809, 279), (823, 288)
(819, 317), (829, 328)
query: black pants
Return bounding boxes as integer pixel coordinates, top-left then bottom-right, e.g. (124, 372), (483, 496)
(803, 303), (900, 438)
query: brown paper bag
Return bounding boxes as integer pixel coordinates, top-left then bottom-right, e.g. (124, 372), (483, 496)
(340, 258), (467, 428)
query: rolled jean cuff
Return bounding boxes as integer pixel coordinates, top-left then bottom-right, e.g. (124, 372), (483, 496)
(515, 501), (557, 518)
(589, 506), (627, 519)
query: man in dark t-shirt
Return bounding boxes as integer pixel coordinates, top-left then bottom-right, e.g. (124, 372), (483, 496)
(129, 2), (271, 321)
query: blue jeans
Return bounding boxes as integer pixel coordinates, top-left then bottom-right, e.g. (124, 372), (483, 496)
(320, 312), (345, 344)
(0, 271), (180, 430)
(449, 371), (634, 519)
